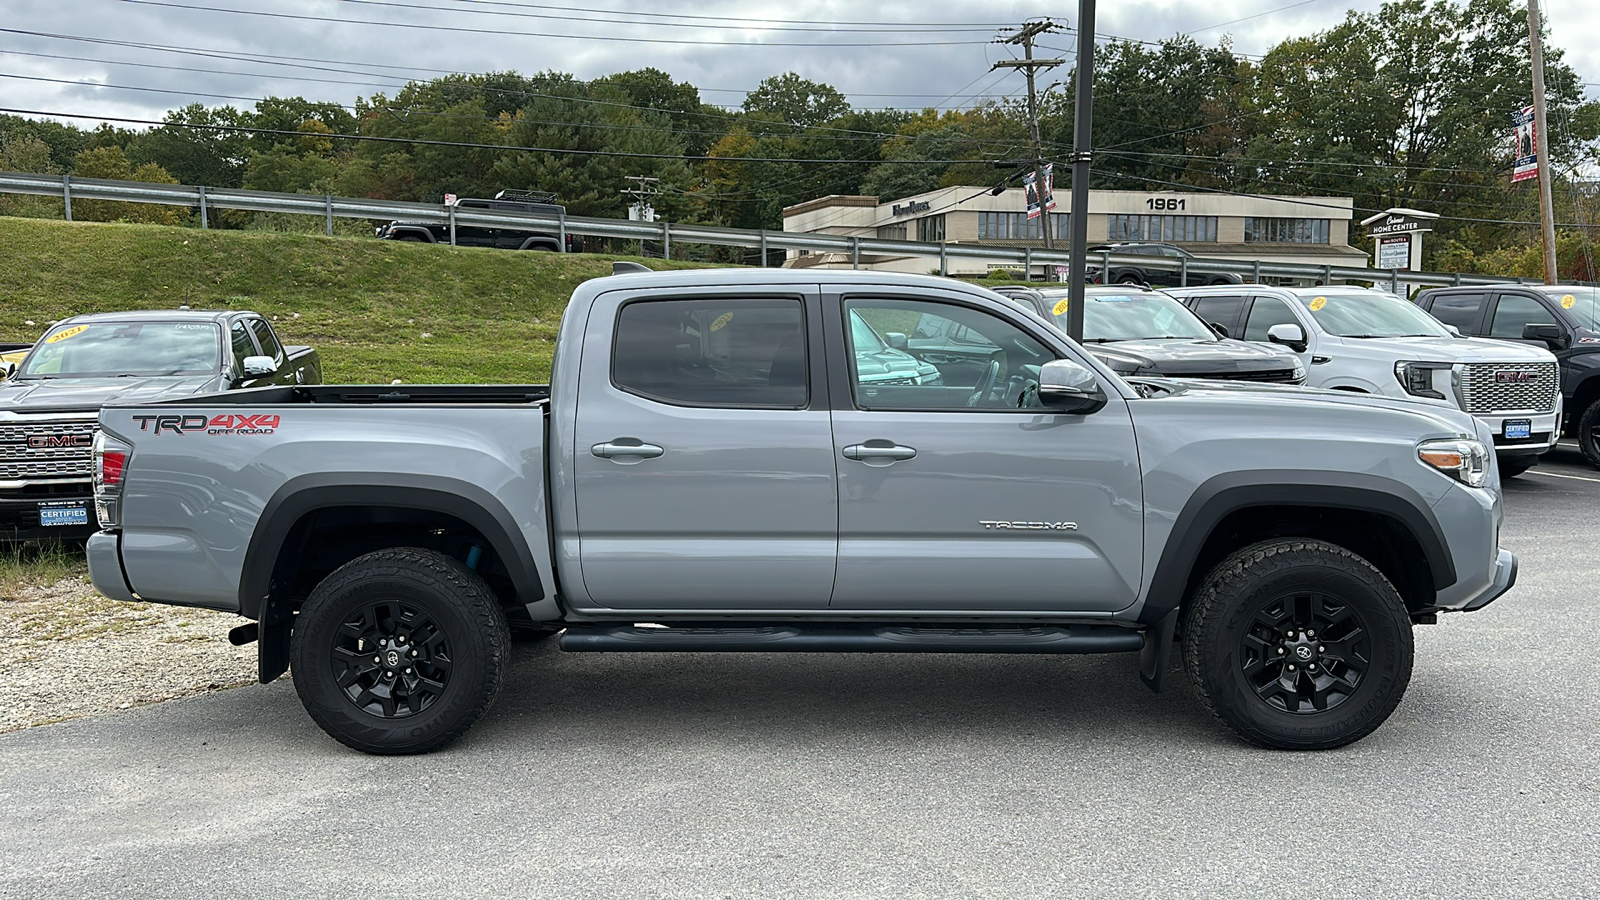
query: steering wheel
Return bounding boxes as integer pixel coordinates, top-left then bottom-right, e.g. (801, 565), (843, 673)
(966, 359), (1002, 407)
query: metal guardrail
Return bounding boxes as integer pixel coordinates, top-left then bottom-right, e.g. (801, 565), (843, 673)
(0, 171), (1537, 290)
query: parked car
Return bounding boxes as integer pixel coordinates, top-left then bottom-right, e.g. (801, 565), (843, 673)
(1415, 284), (1600, 469)
(0, 310), (320, 539)
(89, 269), (1514, 755)
(0, 343), (30, 378)
(1169, 284), (1560, 477)
(376, 190), (583, 252)
(993, 285), (1304, 383)
(1086, 243), (1244, 287)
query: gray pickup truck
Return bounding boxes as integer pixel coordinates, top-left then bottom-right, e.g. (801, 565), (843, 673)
(87, 269), (1516, 754)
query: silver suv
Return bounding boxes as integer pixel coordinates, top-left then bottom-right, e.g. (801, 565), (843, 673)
(1170, 285), (1561, 477)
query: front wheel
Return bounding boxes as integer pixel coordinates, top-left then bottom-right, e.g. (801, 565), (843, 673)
(1578, 400), (1600, 470)
(1183, 539), (1413, 750)
(290, 548), (510, 754)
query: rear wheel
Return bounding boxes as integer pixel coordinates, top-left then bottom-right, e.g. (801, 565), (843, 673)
(1183, 539), (1413, 750)
(1578, 400), (1600, 470)
(291, 548), (509, 755)
(1117, 273), (1143, 285)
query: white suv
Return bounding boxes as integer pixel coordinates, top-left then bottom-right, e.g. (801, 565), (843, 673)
(1169, 285), (1561, 477)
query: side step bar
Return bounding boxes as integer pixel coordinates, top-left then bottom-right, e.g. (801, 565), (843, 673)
(560, 624), (1144, 655)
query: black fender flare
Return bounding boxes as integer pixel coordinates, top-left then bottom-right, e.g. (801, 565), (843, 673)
(240, 475), (550, 682)
(1138, 471), (1455, 628)
(1133, 471), (1454, 693)
(386, 226), (437, 242)
(240, 474), (547, 619)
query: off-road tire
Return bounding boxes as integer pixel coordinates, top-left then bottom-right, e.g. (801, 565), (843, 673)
(291, 548), (510, 755)
(1116, 273), (1144, 285)
(1578, 399), (1600, 470)
(1183, 539), (1413, 750)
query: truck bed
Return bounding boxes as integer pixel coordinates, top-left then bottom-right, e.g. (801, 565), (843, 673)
(147, 384), (552, 406)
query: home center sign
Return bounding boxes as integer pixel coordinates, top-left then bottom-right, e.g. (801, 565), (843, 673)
(1359, 207), (1439, 271)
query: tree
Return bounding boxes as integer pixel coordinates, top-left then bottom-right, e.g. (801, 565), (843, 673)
(593, 68), (723, 157)
(0, 134), (63, 218)
(69, 146), (184, 225)
(126, 104), (252, 188)
(743, 73), (850, 131)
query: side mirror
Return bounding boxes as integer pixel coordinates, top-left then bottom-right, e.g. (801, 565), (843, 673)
(1443, 324), (1462, 337)
(242, 355), (277, 377)
(1038, 359), (1109, 415)
(1522, 323), (1567, 350)
(0, 361), (14, 380)
(885, 332), (909, 351)
(1209, 322), (1230, 339)
(1266, 323), (1308, 353)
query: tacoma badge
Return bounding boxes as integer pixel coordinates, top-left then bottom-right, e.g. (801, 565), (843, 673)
(979, 520), (1079, 530)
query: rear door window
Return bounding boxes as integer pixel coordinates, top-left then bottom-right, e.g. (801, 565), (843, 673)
(1427, 292), (1488, 333)
(611, 298), (807, 408)
(1189, 295), (1246, 335)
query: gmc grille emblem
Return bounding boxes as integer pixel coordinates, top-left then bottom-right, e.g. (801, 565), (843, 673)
(26, 434), (92, 449)
(1494, 371), (1535, 384)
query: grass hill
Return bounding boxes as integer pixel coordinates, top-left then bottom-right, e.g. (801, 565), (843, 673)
(0, 217), (700, 384)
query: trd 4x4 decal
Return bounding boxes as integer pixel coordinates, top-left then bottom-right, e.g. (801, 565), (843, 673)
(133, 414), (281, 435)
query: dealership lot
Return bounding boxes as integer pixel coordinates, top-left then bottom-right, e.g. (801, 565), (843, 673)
(1, 451), (1597, 898)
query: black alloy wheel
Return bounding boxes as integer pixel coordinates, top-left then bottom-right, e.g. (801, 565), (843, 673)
(332, 599), (452, 719)
(291, 547), (509, 754)
(1184, 538), (1413, 750)
(1236, 591), (1370, 715)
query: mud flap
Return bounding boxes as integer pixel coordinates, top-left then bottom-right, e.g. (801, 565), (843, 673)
(1138, 608), (1179, 693)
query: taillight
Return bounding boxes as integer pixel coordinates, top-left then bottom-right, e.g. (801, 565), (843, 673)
(93, 431), (133, 528)
(100, 450), (126, 486)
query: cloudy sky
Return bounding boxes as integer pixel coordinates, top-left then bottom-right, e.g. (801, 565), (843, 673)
(2, 0), (1596, 130)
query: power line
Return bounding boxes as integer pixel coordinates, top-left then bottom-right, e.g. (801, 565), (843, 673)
(117, 1), (993, 47)
(334, 0), (1002, 33)
(433, 0), (1010, 28)
(1184, 0), (1335, 35)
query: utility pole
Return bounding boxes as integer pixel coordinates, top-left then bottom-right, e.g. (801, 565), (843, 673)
(994, 20), (1063, 260)
(621, 175), (661, 257)
(1527, 0), (1559, 284)
(1064, 0), (1097, 343)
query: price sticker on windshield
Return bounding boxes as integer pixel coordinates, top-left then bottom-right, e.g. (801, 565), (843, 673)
(1052, 298), (1070, 316)
(1309, 297), (1328, 312)
(44, 325), (88, 344)
(1561, 294), (1576, 309)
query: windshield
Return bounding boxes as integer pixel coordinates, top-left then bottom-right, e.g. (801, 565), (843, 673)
(1537, 287), (1600, 331)
(1302, 291), (1450, 338)
(18, 322), (221, 378)
(1042, 291), (1216, 342)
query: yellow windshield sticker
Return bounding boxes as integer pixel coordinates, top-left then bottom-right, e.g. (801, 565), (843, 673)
(710, 312), (734, 332)
(1561, 294), (1576, 309)
(1052, 298), (1071, 316)
(44, 325), (88, 344)
(1309, 296), (1327, 312)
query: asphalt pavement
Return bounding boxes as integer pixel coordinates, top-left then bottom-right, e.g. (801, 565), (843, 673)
(3, 452), (1598, 899)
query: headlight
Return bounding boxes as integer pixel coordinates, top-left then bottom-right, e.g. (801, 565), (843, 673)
(1394, 361), (1449, 400)
(1418, 438), (1490, 488)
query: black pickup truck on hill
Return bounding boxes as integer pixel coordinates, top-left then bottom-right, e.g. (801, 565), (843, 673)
(376, 190), (584, 253)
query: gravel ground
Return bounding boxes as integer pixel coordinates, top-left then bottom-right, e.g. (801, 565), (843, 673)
(0, 575), (256, 732)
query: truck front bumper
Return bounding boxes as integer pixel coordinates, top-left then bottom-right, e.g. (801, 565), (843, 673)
(1460, 548), (1517, 612)
(86, 530), (137, 603)
(1477, 405), (1561, 457)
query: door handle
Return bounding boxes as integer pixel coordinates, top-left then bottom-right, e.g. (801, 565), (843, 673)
(591, 440), (664, 459)
(842, 443), (917, 462)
